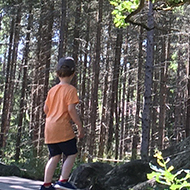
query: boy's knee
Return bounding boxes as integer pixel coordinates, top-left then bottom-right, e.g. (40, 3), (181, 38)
(70, 153), (77, 157)
(51, 154), (61, 161)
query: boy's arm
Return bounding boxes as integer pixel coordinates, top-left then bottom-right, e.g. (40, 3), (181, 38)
(68, 104), (84, 139)
(44, 104), (49, 115)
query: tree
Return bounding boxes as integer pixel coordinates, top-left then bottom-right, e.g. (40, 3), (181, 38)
(15, 5), (33, 161)
(58, 0), (67, 59)
(131, 25), (144, 160)
(89, 0), (103, 162)
(185, 34), (190, 137)
(141, 0), (154, 160)
(110, 0), (190, 160)
(0, 0), (22, 156)
(30, 0), (54, 157)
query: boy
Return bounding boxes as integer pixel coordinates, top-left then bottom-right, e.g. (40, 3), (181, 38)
(40, 57), (84, 190)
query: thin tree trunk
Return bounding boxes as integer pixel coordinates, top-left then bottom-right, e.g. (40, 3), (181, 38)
(119, 62), (127, 160)
(141, 0), (154, 160)
(72, 0), (81, 87)
(15, 7), (33, 161)
(158, 34), (170, 149)
(114, 29), (123, 160)
(89, 0), (103, 162)
(0, 18), (14, 155)
(131, 26), (143, 160)
(107, 29), (122, 157)
(58, 0), (67, 59)
(98, 14), (111, 158)
(158, 36), (166, 150)
(31, 0), (54, 157)
(78, 12), (90, 162)
(174, 36), (183, 143)
(0, 1), (22, 155)
(186, 34), (190, 137)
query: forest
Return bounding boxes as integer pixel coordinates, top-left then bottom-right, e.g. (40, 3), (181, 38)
(0, 0), (190, 181)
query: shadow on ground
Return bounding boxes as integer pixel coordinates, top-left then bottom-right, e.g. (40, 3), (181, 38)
(0, 176), (42, 190)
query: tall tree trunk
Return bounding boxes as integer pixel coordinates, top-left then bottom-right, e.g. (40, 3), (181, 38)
(15, 7), (33, 161)
(114, 29), (123, 160)
(0, 18), (14, 155)
(0, 1), (22, 155)
(186, 34), (190, 137)
(58, 0), (67, 59)
(158, 34), (170, 149)
(78, 13), (90, 162)
(89, 0), (103, 162)
(131, 26), (143, 160)
(107, 29), (122, 157)
(98, 14), (112, 158)
(174, 35), (184, 144)
(72, 0), (81, 87)
(158, 36), (166, 150)
(31, 0), (54, 157)
(141, 0), (154, 160)
(119, 61), (127, 159)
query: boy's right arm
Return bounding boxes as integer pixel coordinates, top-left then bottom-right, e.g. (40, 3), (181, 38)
(68, 104), (84, 139)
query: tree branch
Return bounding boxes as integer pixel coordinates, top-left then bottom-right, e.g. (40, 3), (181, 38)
(128, 20), (153, 30)
(125, 0), (145, 23)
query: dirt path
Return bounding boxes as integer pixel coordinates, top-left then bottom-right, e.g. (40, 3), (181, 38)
(0, 176), (42, 190)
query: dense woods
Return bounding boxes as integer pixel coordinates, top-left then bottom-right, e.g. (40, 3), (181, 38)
(0, 0), (190, 178)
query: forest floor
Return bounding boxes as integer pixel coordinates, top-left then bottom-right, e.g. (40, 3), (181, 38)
(0, 176), (42, 190)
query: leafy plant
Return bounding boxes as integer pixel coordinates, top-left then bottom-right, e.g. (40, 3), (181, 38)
(110, 0), (139, 27)
(147, 150), (190, 190)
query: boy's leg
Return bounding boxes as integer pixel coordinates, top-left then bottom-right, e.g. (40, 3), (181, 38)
(44, 154), (61, 183)
(59, 153), (77, 180)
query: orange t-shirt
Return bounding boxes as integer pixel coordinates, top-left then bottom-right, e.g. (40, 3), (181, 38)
(44, 84), (79, 144)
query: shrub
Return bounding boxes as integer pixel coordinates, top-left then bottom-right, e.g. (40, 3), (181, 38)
(147, 150), (190, 190)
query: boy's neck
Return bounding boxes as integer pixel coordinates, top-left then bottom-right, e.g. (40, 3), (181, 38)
(59, 76), (72, 85)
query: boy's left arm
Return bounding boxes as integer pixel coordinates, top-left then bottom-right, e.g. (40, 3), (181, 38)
(68, 104), (84, 139)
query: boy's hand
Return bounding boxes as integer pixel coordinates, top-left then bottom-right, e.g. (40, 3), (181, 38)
(78, 127), (84, 139)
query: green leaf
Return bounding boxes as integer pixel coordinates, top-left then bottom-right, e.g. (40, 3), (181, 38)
(110, 1), (119, 6)
(168, 165), (174, 172)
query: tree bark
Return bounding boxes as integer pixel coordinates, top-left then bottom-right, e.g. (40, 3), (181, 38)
(98, 14), (111, 158)
(132, 25), (143, 160)
(0, 1), (22, 155)
(88, 0), (103, 162)
(114, 29), (123, 160)
(31, 0), (54, 157)
(15, 7), (33, 161)
(185, 34), (190, 137)
(72, 0), (81, 87)
(58, 0), (67, 59)
(141, 0), (154, 160)
(0, 18), (14, 156)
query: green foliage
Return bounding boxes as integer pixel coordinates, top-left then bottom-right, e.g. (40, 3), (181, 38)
(147, 150), (190, 190)
(109, 0), (187, 28)
(110, 0), (139, 27)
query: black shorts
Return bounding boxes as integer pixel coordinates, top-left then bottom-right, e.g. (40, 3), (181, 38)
(47, 138), (78, 157)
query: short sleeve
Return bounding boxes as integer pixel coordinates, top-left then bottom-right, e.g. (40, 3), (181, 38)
(45, 91), (50, 107)
(66, 87), (79, 105)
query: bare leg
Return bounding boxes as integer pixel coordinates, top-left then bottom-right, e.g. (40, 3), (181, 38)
(44, 154), (61, 183)
(59, 154), (77, 180)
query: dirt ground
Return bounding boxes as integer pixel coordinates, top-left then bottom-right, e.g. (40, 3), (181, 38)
(0, 176), (42, 190)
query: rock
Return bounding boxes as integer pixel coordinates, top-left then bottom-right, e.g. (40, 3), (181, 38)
(132, 178), (156, 190)
(70, 162), (113, 190)
(0, 162), (21, 176)
(70, 160), (151, 190)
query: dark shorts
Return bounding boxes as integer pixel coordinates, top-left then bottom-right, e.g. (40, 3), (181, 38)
(47, 138), (78, 157)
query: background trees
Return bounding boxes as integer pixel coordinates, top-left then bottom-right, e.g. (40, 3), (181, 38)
(0, 0), (190, 178)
